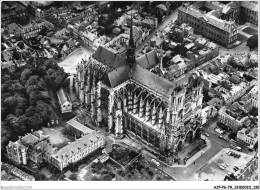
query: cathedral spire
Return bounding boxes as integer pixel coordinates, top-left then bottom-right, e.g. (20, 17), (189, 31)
(129, 13), (135, 48)
(127, 13), (135, 67)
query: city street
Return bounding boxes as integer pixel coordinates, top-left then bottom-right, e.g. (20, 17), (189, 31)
(135, 7), (179, 53)
(219, 41), (250, 56)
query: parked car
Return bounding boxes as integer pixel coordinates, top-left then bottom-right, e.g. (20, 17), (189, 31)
(151, 159), (160, 167)
(204, 133), (209, 137)
(218, 135), (224, 140)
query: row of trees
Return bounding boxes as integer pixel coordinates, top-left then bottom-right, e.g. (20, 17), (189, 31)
(1, 58), (67, 153)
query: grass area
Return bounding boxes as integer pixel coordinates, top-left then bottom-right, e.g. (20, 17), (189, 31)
(237, 33), (248, 42)
(105, 157), (173, 181)
(108, 144), (139, 166)
(122, 158), (172, 181)
(83, 162), (116, 181)
(242, 27), (258, 35)
(41, 126), (74, 149)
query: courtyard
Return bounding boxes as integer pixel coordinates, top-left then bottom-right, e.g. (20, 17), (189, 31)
(58, 46), (93, 74)
(41, 125), (74, 149)
(198, 148), (254, 181)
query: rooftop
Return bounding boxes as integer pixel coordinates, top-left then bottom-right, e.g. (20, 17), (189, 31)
(57, 88), (71, 105)
(92, 46), (127, 69)
(67, 118), (93, 135)
(51, 131), (104, 162)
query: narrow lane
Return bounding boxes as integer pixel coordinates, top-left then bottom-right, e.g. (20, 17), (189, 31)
(135, 7), (180, 54)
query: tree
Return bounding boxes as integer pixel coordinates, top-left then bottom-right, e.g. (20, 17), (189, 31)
(4, 96), (17, 113)
(45, 68), (67, 90)
(17, 41), (25, 49)
(246, 35), (258, 50)
(228, 131), (237, 140)
(20, 69), (33, 83)
(25, 75), (45, 90)
(253, 141), (258, 151)
(12, 50), (20, 60)
(36, 101), (51, 122)
(27, 113), (42, 130)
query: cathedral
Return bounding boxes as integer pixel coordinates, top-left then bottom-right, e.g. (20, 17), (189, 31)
(75, 16), (204, 157)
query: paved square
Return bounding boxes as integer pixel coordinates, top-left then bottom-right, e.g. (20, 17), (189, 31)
(58, 47), (93, 74)
(198, 148), (253, 181)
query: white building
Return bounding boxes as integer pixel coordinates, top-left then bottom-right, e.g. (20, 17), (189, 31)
(237, 128), (258, 149)
(57, 88), (72, 113)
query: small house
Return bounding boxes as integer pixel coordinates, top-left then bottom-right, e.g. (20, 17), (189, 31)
(57, 88), (72, 113)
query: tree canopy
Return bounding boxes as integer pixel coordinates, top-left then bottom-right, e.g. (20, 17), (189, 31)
(246, 35), (258, 50)
(1, 57), (67, 154)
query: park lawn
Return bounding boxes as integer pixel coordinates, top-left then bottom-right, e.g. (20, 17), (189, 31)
(237, 33), (248, 42)
(41, 126), (74, 149)
(242, 27), (258, 36)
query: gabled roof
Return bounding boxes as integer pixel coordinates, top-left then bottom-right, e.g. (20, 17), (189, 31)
(57, 88), (71, 105)
(108, 65), (130, 88)
(21, 134), (39, 145)
(131, 64), (176, 97)
(51, 131), (104, 162)
(92, 46), (127, 69)
(15, 2), (27, 12)
(136, 50), (159, 69)
(7, 23), (23, 33)
(156, 4), (167, 12)
(67, 118), (93, 135)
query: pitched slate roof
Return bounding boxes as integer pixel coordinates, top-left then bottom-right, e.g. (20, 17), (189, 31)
(108, 65), (130, 88)
(34, 141), (55, 155)
(21, 134), (39, 145)
(57, 88), (71, 105)
(92, 46), (127, 69)
(136, 50), (159, 69)
(180, 6), (237, 32)
(131, 64), (176, 97)
(51, 131), (104, 162)
(67, 118), (93, 135)
(241, 1), (258, 12)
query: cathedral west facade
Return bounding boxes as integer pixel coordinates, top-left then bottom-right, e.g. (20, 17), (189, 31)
(75, 17), (204, 157)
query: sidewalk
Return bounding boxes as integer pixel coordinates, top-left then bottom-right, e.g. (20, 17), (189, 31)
(169, 135), (212, 168)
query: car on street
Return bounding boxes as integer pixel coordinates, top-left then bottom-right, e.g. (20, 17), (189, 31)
(230, 145), (242, 151)
(219, 165), (225, 170)
(218, 135), (225, 140)
(151, 159), (160, 167)
(204, 133), (209, 137)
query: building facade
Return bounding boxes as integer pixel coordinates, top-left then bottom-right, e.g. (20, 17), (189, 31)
(177, 2), (238, 47)
(50, 131), (105, 170)
(237, 127), (258, 149)
(240, 2), (258, 26)
(6, 129), (105, 171)
(218, 106), (246, 130)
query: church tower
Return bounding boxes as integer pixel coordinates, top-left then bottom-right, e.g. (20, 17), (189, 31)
(127, 14), (136, 67)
